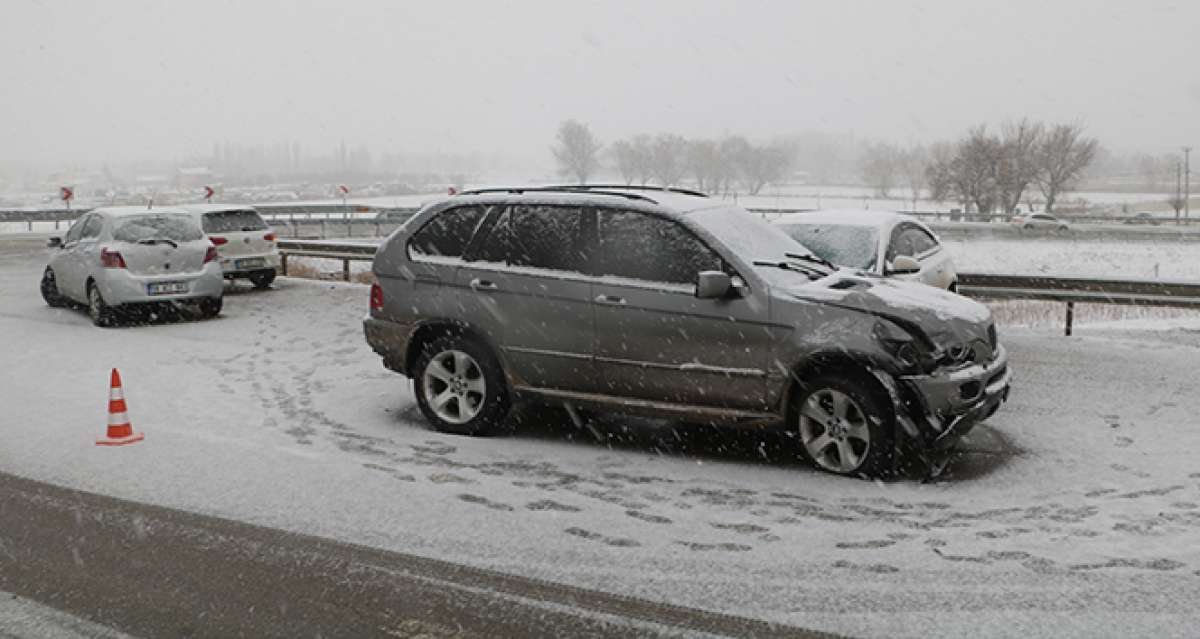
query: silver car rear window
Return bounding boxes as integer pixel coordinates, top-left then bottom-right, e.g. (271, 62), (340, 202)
(113, 214), (205, 243)
(202, 210), (268, 233)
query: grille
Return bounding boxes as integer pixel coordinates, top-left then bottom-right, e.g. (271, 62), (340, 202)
(987, 323), (997, 351)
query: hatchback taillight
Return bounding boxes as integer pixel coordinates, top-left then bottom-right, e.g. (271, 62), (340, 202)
(370, 283), (384, 311)
(263, 232), (276, 242)
(210, 236), (228, 246)
(100, 248), (126, 268)
(204, 245), (219, 264)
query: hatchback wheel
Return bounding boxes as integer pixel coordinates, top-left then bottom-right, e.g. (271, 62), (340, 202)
(40, 268), (66, 307)
(87, 282), (116, 327)
(414, 336), (508, 436)
(792, 373), (894, 477)
(249, 269), (276, 290)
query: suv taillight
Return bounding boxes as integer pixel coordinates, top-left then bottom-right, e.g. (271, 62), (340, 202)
(204, 245), (219, 264)
(100, 248), (126, 268)
(210, 236), (228, 246)
(263, 232), (276, 242)
(370, 283), (384, 311)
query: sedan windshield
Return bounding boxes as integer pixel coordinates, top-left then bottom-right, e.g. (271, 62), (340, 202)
(113, 214), (205, 243)
(774, 223), (879, 271)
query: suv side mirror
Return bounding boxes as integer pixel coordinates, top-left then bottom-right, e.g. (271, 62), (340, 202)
(47, 237), (62, 249)
(888, 255), (920, 275)
(695, 271), (731, 299)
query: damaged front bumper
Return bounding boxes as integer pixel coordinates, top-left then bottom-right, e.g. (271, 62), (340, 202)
(875, 345), (1012, 476)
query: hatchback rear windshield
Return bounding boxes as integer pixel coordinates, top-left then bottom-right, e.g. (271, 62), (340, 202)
(113, 214), (205, 243)
(202, 210), (268, 233)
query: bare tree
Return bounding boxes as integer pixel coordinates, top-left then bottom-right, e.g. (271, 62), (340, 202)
(1034, 124), (1098, 213)
(996, 118), (1044, 214)
(649, 133), (688, 186)
(859, 142), (900, 197)
(929, 126), (1004, 217)
(610, 139), (639, 185)
(898, 145), (928, 212)
(1168, 192), (1186, 220)
(737, 140), (794, 195)
(551, 120), (602, 184)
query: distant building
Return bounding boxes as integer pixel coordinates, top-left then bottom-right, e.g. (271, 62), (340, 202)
(175, 167), (214, 189)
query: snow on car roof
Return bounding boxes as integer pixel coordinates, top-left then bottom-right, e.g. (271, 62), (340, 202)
(773, 208), (918, 227)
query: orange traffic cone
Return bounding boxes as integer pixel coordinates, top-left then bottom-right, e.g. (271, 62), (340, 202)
(97, 368), (144, 446)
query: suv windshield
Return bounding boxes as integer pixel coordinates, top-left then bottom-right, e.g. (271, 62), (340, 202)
(688, 206), (827, 278)
(113, 214), (204, 243)
(202, 210), (268, 233)
(775, 223), (879, 270)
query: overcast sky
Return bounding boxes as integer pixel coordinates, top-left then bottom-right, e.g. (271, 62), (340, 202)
(3, 0), (1198, 168)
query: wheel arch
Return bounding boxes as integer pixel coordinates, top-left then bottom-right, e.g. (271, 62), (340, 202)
(404, 320), (505, 378)
(778, 351), (894, 424)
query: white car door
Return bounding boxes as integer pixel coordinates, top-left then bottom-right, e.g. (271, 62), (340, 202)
(54, 214), (94, 302)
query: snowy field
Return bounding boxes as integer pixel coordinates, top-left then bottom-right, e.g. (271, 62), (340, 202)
(3, 236), (1200, 638)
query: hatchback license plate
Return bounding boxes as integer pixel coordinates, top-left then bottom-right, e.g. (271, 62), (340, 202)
(235, 258), (265, 269)
(148, 281), (188, 295)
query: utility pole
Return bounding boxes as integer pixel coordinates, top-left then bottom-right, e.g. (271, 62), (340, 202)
(1177, 160), (1184, 224)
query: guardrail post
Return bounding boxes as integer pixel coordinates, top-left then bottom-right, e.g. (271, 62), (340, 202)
(374, 222), (380, 237)
(280, 253), (288, 276)
(320, 219), (326, 239)
(28, 219), (33, 231)
(346, 217), (352, 238)
(343, 259), (350, 282)
(1064, 301), (1074, 336)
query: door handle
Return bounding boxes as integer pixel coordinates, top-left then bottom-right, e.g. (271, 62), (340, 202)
(470, 278), (498, 291)
(594, 294), (626, 305)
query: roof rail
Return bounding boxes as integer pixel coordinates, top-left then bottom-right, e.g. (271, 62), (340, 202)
(544, 184), (709, 198)
(457, 186), (656, 203)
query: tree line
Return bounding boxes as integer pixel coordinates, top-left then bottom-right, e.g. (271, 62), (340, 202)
(552, 120), (794, 195)
(860, 120), (1099, 214)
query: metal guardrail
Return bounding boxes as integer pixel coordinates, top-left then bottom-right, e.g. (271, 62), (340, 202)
(274, 239), (1200, 335)
(7, 203), (1198, 227)
(958, 273), (1200, 335)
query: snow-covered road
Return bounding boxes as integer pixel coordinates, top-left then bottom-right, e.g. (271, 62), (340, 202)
(3, 236), (1199, 638)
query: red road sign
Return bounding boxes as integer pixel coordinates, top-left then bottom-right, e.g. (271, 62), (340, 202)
(338, 185), (349, 195)
(203, 186), (215, 200)
(60, 186), (74, 202)
(448, 186), (458, 195)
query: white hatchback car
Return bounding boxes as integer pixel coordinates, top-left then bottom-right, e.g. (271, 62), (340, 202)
(182, 205), (280, 289)
(40, 207), (225, 326)
(773, 209), (958, 290)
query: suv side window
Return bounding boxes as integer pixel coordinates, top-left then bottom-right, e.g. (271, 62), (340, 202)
(593, 209), (723, 285)
(473, 205), (585, 272)
(408, 206), (485, 259)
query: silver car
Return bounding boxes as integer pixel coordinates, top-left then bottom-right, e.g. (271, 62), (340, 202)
(364, 187), (1011, 478)
(182, 204), (280, 289)
(773, 209), (959, 291)
(41, 206), (225, 326)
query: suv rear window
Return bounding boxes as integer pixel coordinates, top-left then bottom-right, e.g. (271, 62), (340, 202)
(409, 206), (486, 258)
(113, 214), (205, 242)
(202, 210), (268, 233)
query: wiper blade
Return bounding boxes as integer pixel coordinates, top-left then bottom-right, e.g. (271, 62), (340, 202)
(752, 259), (823, 279)
(785, 252), (835, 270)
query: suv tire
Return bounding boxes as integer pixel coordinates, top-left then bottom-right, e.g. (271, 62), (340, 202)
(790, 372), (895, 478)
(41, 268), (66, 308)
(414, 335), (509, 436)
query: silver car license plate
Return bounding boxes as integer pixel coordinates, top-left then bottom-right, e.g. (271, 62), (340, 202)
(236, 258), (265, 269)
(148, 281), (189, 295)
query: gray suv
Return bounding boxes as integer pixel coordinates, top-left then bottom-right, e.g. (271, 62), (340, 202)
(364, 186), (1011, 477)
